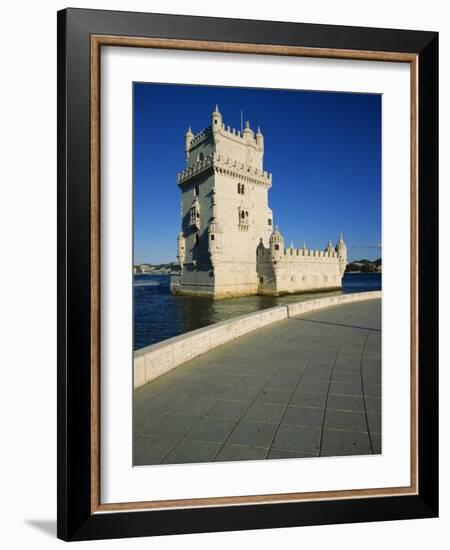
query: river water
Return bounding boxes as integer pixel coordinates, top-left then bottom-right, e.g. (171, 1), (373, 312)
(133, 273), (381, 351)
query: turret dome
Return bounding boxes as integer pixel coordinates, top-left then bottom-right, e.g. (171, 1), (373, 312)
(335, 233), (347, 260)
(270, 226), (284, 243)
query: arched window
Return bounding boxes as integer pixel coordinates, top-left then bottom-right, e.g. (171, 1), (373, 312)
(237, 183), (241, 194)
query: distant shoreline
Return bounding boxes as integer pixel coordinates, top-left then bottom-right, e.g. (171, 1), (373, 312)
(345, 271), (381, 274)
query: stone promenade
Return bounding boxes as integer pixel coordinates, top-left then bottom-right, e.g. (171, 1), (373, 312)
(134, 299), (381, 465)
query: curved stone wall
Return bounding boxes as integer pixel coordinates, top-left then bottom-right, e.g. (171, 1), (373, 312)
(134, 290), (381, 389)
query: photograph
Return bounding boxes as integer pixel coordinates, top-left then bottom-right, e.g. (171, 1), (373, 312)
(52, 5), (439, 542)
(132, 83), (382, 466)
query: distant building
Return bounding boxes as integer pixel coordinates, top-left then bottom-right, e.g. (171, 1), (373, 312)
(170, 106), (347, 299)
(139, 264), (153, 274)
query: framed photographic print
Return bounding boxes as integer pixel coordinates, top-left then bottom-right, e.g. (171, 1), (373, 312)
(57, 8), (438, 541)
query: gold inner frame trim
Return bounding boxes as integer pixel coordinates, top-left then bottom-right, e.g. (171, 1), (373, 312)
(90, 34), (419, 514)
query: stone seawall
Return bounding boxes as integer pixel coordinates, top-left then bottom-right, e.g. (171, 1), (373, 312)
(134, 290), (381, 389)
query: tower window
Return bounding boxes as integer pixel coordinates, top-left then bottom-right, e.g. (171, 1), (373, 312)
(274, 244), (279, 250)
(195, 234), (200, 246)
(194, 184), (199, 196)
(237, 183), (241, 194)
(268, 219), (272, 226)
(241, 184), (245, 194)
(211, 234), (215, 241)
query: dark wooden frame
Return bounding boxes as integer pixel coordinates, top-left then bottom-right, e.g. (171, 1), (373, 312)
(57, 8), (438, 541)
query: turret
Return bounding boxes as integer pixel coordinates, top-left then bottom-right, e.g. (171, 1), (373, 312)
(208, 189), (222, 267)
(242, 121), (254, 143)
(269, 226), (284, 260)
(211, 104), (222, 132)
(255, 126), (264, 151)
(177, 231), (186, 267)
(185, 126), (194, 160)
(325, 239), (334, 256)
(335, 233), (348, 275)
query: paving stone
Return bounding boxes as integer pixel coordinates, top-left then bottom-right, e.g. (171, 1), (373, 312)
(185, 416), (237, 443)
(222, 385), (261, 402)
(133, 435), (180, 466)
(214, 444), (268, 462)
(169, 397), (217, 416)
(282, 405), (324, 427)
(133, 403), (170, 435)
(242, 402), (286, 424)
(363, 383), (382, 398)
(362, 372), (382, 385)
(330, 381), (363, 396)
(161, 439), (222, 465)
(298, 379), (330, 393)
(228, 421), (278, 448)
(321, 429), (371, 456)
(274, 367), (303, 380)
(143, 413), (201, 439)
(205, 373), (242, 387)
(206, 399), (250, 420)
(257, 388), (293, 405)
(326, 394), (365, 412)
(248, 364), (280, 376)
(265, 377), (299, 391)
(190, 383), (228, 399)
(364, 396), (382, 414)
(333, 363), (361, 373)
(331, 371), (362, 383)
(371, 433), (382, 454)
(290, 390), (327, 408)
(367, 412), (382, 434)
(272, 424), (321, 455)
(324, 409), (367, 432)
(302, 368), (332, 381)
(239, 374), (272, 388)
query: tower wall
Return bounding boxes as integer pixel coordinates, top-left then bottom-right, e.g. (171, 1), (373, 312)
(171, 169), (216, 297)
(257, 247), (344, 296)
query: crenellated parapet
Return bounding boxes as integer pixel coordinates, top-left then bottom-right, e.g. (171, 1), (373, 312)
(184, 106), (265, 166)
(177, 152), (272, 187)
(258, 246), (339, 261)
(189, 127), (212, 149)
(259, 229), (347, 264)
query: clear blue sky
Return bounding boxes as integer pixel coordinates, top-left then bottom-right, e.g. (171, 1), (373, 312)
(133, 82), (381, 264)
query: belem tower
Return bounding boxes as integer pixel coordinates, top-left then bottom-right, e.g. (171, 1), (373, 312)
(170, 106), (347, 299)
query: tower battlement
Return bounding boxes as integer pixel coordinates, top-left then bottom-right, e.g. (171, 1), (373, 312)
(177, 152), (272, 187)
(171, 106), (347, 299)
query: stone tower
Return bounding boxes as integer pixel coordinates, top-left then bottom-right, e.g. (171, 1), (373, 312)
(171, 106), (347, 298)
(171, 106), (273, 298)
